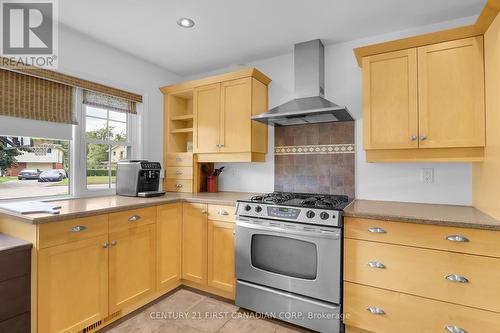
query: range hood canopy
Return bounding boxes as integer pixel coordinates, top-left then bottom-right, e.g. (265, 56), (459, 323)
(252, 39), (353, 126)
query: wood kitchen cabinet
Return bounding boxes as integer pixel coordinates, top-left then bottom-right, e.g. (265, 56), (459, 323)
(38, 236), (109, 333)
(182, 203), (208, 284)
(108, 223), (156, 313)
(207, 220), (235, 294)
(361, 36), (485, 162)
(362, 49), (418, 150)
(418, 37), (485, 148)
(157, 203), (182, 292)
(161, 68), (271, 178)
(194, 83), (221, 153)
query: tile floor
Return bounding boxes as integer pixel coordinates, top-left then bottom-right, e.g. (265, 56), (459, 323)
(101, 288), (312, 333)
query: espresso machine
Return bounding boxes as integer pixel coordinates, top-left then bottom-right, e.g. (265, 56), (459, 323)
(116, 160), (165, 197)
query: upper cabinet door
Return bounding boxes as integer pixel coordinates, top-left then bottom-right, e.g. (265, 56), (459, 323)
(363, 49), (418, 150)
(418, 37), (485, 148)
(194, 83), (221, 153)
(220, 78), (252, 153)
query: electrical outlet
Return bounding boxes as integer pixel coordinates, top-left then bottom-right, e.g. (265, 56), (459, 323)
(421, 168), (434, 184)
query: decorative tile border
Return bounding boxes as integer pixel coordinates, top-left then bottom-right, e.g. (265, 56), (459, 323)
(275, 144), (355, 155)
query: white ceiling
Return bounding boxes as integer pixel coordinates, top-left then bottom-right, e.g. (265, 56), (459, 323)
(59, 0), (486, 76)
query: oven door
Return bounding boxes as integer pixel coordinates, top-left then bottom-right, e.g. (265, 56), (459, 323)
(236, 217), (341, 304)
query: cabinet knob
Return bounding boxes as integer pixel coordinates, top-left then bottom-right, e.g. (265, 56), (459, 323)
(69, 225), (87, 233)
(445, 325), (468, 333)
(216, 144), (220, 148)
(446, 274), (469, 283)
(176, 184), (183, 188)
(410, 135), (417, 141)
(367, 261), (386, 269)
(368, 227), (386, 234)
(446, 235), (469, 243)
(176, 170), (183, 175)
(201, 210), (208, 214)
(366, 307), (385, 315)
(102, 242), (109, 249)
(220, 144), (225, 148)
(128, 215), (141, 222)
(420, 135), (428, 141)
(111, 240), (118, 246)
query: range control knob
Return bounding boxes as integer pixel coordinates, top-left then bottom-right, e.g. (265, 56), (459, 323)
(255, 206), (263, 213)
(306, 210), (315, 218)
(244, 205), (252, 211)
(320, 212), (329, 220)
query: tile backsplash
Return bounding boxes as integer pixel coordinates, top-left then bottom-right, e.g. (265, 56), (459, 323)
(274, 122), (355, 198)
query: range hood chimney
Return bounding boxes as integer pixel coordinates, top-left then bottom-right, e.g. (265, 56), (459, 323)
(252, 39), (353, 126)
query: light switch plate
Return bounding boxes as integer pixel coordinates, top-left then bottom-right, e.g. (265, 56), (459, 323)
(421, 168), (434, 184)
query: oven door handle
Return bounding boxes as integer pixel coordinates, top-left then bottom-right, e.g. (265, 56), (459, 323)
(236, 219), (341, 239)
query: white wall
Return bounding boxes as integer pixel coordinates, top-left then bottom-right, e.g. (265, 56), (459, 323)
(57, 24), (181, 164)
(186, 16), (476, 205)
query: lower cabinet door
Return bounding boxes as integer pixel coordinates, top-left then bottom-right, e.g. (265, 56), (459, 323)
(182, 203), (208, 284)
(207, 220), (235, 294)
(157, 203), (182, 292)
(108, 224), (156, 313)
(38, 236), (108, 333)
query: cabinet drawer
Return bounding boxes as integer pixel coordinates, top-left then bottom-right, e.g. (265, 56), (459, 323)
(0, 249), (30, 282)
(0, 275), (30, 322)
(109, 207), (156, 232)
(166, 166), (193, 180)
(166, 153), (193, 166)
(208, 204), (236, 223)
(344, 239), (500, 312)
(344, 282), (500, 333)
(165, 179), (193, 193)
(38, 215), (108, 249)
(0, 313), (30, 333)
(345, 217), (500, 258)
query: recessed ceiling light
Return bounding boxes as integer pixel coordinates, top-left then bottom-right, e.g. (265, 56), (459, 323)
(177, 18), (195, 28)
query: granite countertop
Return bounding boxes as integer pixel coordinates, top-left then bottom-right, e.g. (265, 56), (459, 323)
(0, 192), (258, 224)
(0, 233), (32, 252)
(344, 199), (500, 231)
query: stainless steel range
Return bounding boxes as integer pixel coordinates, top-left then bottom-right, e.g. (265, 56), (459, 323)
(235, 192), (351, 333)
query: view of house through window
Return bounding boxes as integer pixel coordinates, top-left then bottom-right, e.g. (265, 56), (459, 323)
(0, 136), (70, 200)
(84, 106), (131, 190)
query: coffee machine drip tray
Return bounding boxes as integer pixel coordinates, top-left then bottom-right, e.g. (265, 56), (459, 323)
(137, 191), (166, 198)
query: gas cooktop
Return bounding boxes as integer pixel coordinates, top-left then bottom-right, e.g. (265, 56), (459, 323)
(236, 192), (352, 227)
(247, 192), (351, 210)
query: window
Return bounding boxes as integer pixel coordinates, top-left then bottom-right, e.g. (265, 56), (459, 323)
(84, 105), (132, 190)
(0, 136), (70, 200)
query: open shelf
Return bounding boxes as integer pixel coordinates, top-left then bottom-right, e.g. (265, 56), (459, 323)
(171, 114), (194, 121)
(171, 128), (193, 134)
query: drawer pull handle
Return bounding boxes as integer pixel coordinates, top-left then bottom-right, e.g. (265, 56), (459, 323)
(368, 261), (386, 269)
(175, 156), (182, 161)
(128, 215), (141, 222)
(176, 184), (183, 188)
(176, 170), (183, 175)
(366, 307), (385, 315)
(445, 325), (468, 333)
(368, 227), (386, 234)
(446, 235), (469, 243)
(218, 210), (229, 216)
(446, 274), (469, 283)
(70, 225), (87, 233)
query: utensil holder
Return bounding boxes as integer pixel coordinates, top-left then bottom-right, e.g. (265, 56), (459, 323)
(207, 176), (218, 193)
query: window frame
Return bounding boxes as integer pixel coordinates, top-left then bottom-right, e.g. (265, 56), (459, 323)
(0, 88), (142, 202)
(73, 89), (139, 197)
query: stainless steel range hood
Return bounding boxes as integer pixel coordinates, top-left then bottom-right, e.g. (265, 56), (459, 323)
(252, 39), (353, 126)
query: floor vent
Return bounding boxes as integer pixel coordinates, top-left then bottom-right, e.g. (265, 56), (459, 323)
(79, 311), (121, 333)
